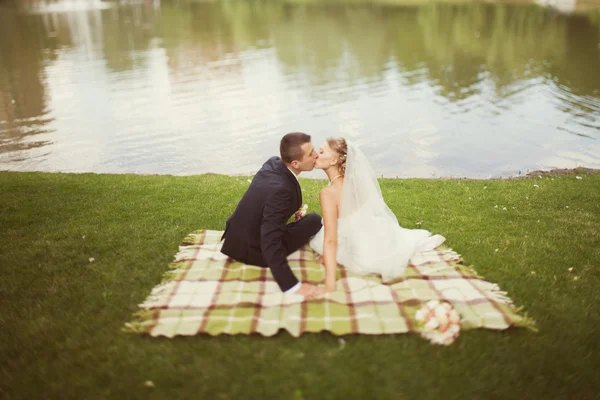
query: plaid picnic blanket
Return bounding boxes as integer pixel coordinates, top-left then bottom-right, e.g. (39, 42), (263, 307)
(125, 230), (535, 338)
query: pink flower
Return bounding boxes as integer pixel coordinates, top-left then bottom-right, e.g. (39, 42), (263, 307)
(294, 204), (308, 222)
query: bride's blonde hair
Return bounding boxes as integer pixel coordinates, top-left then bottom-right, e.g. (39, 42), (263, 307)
(327, 137), (348, 176)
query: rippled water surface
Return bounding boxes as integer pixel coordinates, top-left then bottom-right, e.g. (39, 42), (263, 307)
(1, 0), (599, 177)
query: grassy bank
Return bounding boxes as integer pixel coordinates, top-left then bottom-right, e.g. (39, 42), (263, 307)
(1, 171), (599, 399)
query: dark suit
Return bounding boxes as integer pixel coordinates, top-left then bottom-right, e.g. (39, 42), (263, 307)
(221, 157), (322, 291)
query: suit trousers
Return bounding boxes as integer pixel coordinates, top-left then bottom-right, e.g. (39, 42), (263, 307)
(281, 212), (322, 256)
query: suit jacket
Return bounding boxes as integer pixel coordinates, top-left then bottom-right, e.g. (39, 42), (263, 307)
(221, 156), (302, 291)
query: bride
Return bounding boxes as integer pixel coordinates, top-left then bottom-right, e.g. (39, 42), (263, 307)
(310, 138), (446, 292)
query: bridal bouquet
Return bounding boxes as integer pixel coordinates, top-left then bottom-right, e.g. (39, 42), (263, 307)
(294, 204), (308, 222)
(415, 300), (461, 345)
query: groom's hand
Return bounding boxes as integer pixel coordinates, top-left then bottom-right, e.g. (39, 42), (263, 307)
(296, 283), (326, 298)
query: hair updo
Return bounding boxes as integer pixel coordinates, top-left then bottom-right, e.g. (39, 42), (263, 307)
(327, 137), (348, 176)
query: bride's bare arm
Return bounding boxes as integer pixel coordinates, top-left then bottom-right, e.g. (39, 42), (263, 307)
(320, 188), (338, 292)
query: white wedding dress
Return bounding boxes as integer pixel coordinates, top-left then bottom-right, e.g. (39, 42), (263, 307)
(309, 141), (445, 281)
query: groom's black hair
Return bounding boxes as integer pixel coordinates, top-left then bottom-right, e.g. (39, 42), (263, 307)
(280, 132), (311, 164)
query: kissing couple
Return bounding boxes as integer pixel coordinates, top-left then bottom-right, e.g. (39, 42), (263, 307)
(221, 132), (446, 298)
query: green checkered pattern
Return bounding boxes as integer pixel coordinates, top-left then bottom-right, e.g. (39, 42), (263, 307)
(125, 230), (535, 337)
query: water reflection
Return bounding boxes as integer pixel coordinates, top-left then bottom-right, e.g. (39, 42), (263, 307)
(0, 9), (55, 158)
(0, 0), (599, 177)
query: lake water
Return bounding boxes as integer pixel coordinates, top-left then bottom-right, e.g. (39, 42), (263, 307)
(1, 0), (599, 178)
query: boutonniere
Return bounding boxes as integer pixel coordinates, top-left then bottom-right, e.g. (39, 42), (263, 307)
(294, 204), (308, 222)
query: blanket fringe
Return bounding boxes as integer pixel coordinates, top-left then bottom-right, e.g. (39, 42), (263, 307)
(512, 308), (539, 332)
(138, 282), (176, 308)
(436, 248), (484, 279)
(457, 264), (484, 279)
(438, 247), (462, 262)
(123, 310), (156, 333)
(174, 246), (198, 262)
(476, 280), (513, 306)
(161, 268), (185, 283)
(123, 321), (150, 334)
(181, 231), (205, 245)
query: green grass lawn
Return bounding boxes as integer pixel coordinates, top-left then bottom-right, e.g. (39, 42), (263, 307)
(1, 171), (599, 399)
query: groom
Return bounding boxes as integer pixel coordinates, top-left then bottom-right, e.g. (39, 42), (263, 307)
(221, 132), (325, 298)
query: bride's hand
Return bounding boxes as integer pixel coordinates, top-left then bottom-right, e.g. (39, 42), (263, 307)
(325, 281), (336, 292)
(297, 283), (326, 298)
(316, 255), (324, 264)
